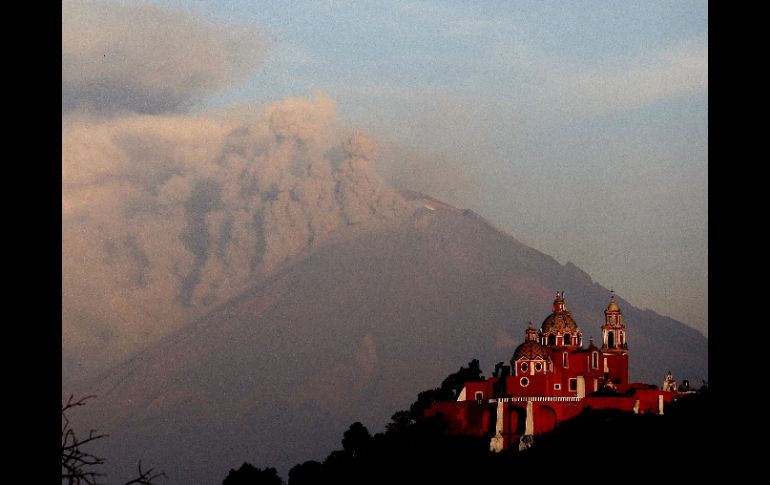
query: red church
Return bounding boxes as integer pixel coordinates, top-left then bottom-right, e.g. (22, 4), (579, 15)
(425, 291), (679, 451)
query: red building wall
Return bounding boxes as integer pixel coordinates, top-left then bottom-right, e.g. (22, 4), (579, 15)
(427, 388), (677, 450)
(604, 353), (629, 386)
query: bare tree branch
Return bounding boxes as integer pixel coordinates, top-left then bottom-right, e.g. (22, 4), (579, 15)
(62, 394), (107, 485)
(123, 461), (167, 485)
(62, 394), (166, 485)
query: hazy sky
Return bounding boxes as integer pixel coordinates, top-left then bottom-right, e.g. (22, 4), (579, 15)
(153, 0), (707, 334)
(65, 1), (707, 341)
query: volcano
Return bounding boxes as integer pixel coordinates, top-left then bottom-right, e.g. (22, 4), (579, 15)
(71, 191), (707, 484)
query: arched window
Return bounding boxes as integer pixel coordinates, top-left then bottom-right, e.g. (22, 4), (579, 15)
(535, 362), (543, 372)
(547, 334), (556, 346)
(591, 352), (598, 369)
(563, 352), (568, 368)
(521, 362), (529, 372)
(564, 334), (571, 345)
(475, 391), (484, 400)
(607, 331), (615, 348)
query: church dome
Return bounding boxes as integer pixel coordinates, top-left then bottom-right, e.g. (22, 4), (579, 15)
(606, 294), (620, 313)
(541, 312), (579, 334)
(513, 340), (550, 361)
(540, 291), (580, 336)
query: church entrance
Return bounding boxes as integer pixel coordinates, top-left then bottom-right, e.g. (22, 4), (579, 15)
(534, 406), (557, 434)
(508, 406), (526, 435)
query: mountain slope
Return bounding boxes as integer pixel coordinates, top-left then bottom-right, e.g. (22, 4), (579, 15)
(73, 197), (707, 484)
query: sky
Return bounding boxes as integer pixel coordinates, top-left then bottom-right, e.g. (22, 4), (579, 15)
(62, 0), (707, 378)
(157, 0), (708, 334)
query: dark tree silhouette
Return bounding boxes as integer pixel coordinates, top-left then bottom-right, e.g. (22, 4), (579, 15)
(440, 358), (484, 397)
(61, 394), (166, 485)
(287, 461), (323, 485)
(341, 422), (372, 459)
(123, 461), (166, 485)
(222, 463), (284, 485)
(259, 359), (712, 484)
(385, 411), (413, 434)
(62, 395), (107, 485)
(410, 358), (485, 418)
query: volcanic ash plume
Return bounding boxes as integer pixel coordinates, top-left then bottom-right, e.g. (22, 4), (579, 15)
(62, 95), (411, 379)
(62, 0), (265, 115)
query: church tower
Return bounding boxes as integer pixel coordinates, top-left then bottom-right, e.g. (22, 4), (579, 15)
(600, 292), (629, 386)
(601, 292), (626, 352)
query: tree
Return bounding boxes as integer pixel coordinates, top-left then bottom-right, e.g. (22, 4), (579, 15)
(222, 463), (284, 485)
(62, 395), (107, 485)
(410, 358), (485, 418)
(439, 358), (484, 398)
(61, 394), (166, 485)
(287, 461), (323, 485)
(341, 422), (372, 459)
(384, 411), (413, 435)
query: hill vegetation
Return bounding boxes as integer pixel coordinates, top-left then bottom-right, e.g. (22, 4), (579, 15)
(221, 360), (710, 484)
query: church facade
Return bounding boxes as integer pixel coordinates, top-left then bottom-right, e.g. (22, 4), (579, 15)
(425, 292), (678, 451)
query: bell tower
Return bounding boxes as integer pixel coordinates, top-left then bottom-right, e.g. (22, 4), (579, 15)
(600, 291), (629, 386)
(601, 291), (626, 352)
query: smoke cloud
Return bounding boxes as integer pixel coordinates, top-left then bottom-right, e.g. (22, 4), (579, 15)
(377, 141), (481, 212)
(63, 97), (411, 378)
(62, 2), (412, 379)
(62, 0), (265, 114)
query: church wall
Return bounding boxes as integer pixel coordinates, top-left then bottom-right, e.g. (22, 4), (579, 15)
(505, 374), (551, 396)
(603, 353), (629, 385)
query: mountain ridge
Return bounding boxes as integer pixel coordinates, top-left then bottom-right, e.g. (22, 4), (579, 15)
(69, 196), (707, 484)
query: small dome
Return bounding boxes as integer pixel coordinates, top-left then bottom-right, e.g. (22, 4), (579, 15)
(513, 340), (550, 361)
(606, 294), (620, 313)
(540, 291), (580, 336)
